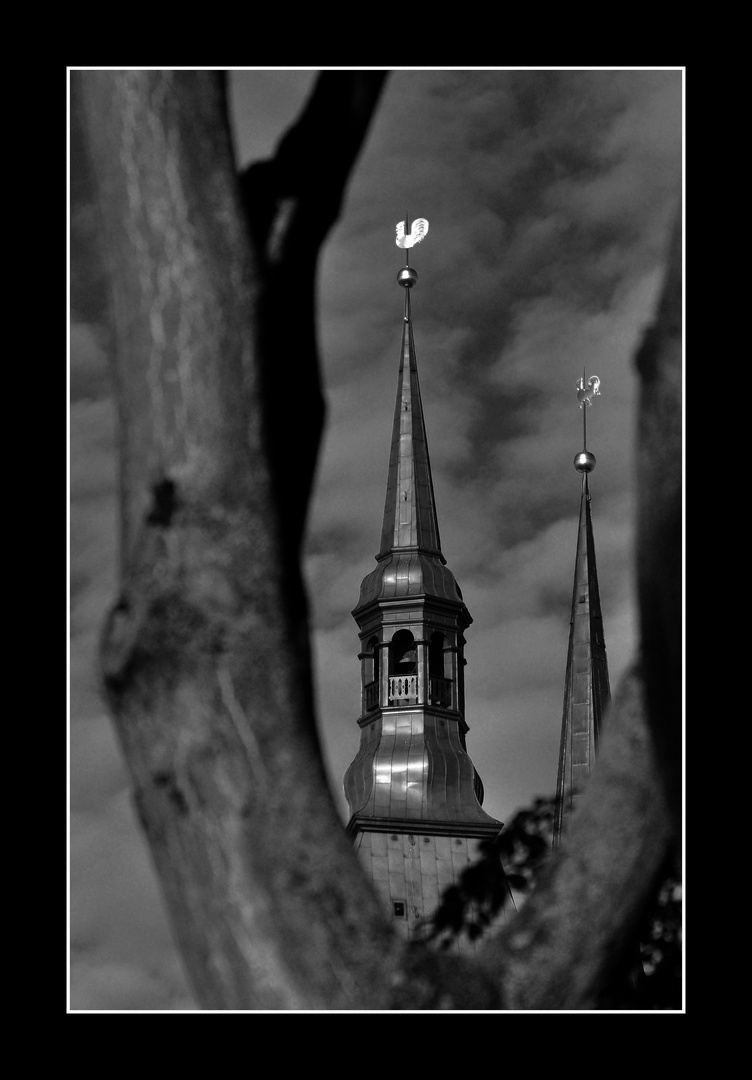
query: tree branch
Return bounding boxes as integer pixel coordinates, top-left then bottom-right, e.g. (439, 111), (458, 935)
(80, 69), (400, 1009)
(635, 207), (683, 847)
(240, 72), (388, 559)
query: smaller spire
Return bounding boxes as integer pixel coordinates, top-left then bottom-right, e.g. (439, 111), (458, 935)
(554, 373), (611, 848)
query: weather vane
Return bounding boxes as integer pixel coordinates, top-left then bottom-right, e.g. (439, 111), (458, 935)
(576, 371), (601, 411)
(574, 368), (601, 474)
(396, 215), (429, 249)
(395, 215), (429, 312)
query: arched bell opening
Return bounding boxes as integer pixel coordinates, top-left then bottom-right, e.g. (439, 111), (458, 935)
(388, 629), (418, 705)
(390, 629), (417, 674)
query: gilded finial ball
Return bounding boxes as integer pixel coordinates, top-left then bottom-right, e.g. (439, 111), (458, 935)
(574, 451), (596, 473)
(397, 266), (418, 288)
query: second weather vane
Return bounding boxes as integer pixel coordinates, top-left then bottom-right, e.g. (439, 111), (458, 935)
(576, 373), (601, 409)
(575, 370), (601, 459)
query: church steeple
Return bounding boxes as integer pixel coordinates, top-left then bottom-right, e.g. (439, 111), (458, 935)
(343, 220), (503, 949)
(553, 373), (612, 847)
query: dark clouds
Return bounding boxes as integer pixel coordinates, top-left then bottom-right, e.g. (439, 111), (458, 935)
(298, 67), (678, 827)
(69, 68), (682, 1010)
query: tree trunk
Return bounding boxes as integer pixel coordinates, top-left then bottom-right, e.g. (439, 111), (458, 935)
(76, 70), (682, 1010)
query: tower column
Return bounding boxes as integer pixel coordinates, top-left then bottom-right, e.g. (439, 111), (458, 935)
(379, 640), (389, 710)
(443, 639), (462, 712)
(416, 636), (427, 705)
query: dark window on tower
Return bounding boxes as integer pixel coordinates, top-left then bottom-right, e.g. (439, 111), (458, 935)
(429, 632), (444, 677)
(393, 901), (406, 917)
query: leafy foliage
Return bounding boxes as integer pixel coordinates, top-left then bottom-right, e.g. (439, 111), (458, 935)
(632, 869), (683, 1009)
(419, 836), (513, 948)
(494, 795), (557, 896)
(423, 794), (682, 1009)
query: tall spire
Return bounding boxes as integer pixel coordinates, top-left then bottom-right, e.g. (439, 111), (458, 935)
(553, 372), (611, 847)
(354, 217), (461, 613)
(378, 258), (442, 558)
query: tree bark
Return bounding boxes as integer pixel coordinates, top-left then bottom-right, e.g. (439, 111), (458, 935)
(80, 69), (404, 1010)
(77, 70), (682, 1010)
(635, 209), (683, 850)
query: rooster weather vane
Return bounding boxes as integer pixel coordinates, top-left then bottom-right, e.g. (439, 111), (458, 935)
(396, 217), (429, 248)
(394, 216), (428, 306)
(576, 374), (601, 409)
(573, 369), (602, 474)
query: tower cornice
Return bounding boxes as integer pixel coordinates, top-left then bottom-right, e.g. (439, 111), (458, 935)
(345, 816), (503, 841)
(352, 551), (471, 622)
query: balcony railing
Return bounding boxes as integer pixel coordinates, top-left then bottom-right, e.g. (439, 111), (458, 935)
(428, 675), (452, 708)
(365, 675), (454, 710)
(388, 675), (418, 705)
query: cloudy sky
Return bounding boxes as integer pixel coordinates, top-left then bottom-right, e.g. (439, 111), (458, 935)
(69, 68), (683, 1010)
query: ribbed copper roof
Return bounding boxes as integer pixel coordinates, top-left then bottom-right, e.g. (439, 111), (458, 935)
(344, 712), (500, 832)
(355, 550), (464, 610)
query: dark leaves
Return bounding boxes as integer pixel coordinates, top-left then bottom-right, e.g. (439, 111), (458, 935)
(420, 837), (514, 951)
(422, 794), (682, 1009)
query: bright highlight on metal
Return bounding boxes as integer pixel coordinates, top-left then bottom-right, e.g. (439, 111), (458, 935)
(576, 374), (601, 409)
(396, 217), (429, 248)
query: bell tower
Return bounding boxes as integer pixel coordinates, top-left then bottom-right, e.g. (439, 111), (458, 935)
(343, 218), (503, 950)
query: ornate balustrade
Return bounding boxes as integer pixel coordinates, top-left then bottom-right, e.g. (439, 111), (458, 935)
(365, 675), (453, 709)
(428, 675), (452, 708)
(388, 675), (419, 704)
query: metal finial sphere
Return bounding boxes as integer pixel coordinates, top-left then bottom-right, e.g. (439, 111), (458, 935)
(574, 451), (596, 473)
(397, 266), (418, 288)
